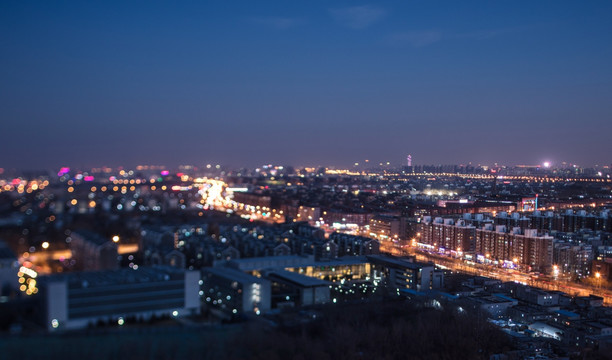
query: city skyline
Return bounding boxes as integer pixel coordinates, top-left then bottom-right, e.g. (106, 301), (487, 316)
(1, 159), (610, 174)
(2, 1), (612, 169)
(3, 3), (612, 357)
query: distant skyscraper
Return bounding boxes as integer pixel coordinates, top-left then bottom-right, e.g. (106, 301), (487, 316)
(407, 155), (412, 167)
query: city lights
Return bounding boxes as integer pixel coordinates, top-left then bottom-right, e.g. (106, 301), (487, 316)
(0, 2), (610, 358)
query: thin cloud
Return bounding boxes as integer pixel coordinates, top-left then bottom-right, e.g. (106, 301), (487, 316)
(385, 31), (442, 47)
(453, 26), (527, 40)
(251, 16), (303, 29)
(385, 26), (526, 47)
(329, 5), (386, 29)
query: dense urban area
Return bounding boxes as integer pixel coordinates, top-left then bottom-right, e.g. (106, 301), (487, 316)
(1, 162), (612, 359)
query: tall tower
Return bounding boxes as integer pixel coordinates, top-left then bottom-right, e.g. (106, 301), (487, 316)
(407, 154), (412, 167)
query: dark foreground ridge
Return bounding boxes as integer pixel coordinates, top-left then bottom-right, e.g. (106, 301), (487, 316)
(0, 299), (512, 360)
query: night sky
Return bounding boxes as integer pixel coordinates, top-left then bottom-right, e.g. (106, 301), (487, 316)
(2, 1), (612, 170)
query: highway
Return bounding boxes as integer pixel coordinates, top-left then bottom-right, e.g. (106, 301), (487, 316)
(388, 246), (612, 305)
(192, 178), (285, 224)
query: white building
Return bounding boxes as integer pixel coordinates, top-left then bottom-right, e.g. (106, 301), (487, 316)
(202, 267), (271, 318)
(41, 266), (200, 331)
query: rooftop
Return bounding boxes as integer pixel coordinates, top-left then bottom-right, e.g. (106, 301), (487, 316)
(43, 266), (186, 289)
(203, 266), (264, 284)
(367, 255), (432, 270)
(555, 309), (580, 318)
(266, 269), (330, 288)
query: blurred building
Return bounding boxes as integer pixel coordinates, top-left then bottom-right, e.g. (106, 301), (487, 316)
(368, 214), (404, 240)
(0, 241), (18, 295)
(554, 242), (593, 277)
(329, 232), (380, 257)
(417, 216), (553, 272)
(202, 267), (271, 318)
(417, 216), (476, 254)
(474, 227), (553, 272)
(70, 231), (119, 271)
(40, 266), (200, 331)
(264, 269), (331, 308)
(367, 255), (443, 292)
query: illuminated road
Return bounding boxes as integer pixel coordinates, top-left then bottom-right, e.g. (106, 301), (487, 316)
(194, 178), (285, 223)
(388, 246), (612, 305)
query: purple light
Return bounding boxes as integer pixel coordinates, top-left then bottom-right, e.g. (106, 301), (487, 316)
(57, 167), (70, 176)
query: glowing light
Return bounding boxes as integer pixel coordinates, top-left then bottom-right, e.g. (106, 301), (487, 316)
(19, 266), (37, 278)
(42, 242), (49, 249)
(543, 162), (551, 168)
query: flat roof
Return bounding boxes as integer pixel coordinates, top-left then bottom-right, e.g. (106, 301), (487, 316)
(226, 255), (371, 272)
(493, 293), (517, 302)
(400, 288), (426, 296)
(43, 266), (186, 289)
(224, 255), (315, 271)
(556, 309), (580, 318)
(367, 255), (432, 270)
(469, 294), (514, 304)
(228, 255), (311, 264)
(203, 266), (263, 284)
(309, 256), (369, 267)
(266, 270), (330, 288)
(434, 291), (458, 300)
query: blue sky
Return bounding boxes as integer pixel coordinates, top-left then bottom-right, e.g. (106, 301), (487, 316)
(1, 1), (611, 169)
